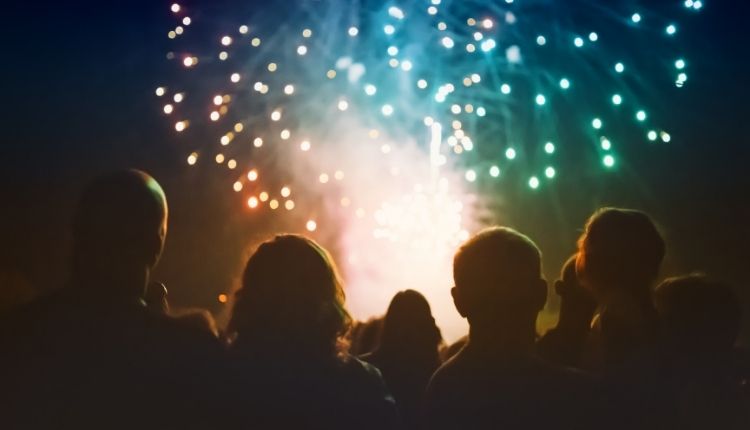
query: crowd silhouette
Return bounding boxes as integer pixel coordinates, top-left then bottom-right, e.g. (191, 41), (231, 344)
(0, 169), (748, 429)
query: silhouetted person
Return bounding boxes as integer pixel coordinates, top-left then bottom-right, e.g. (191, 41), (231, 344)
(0, 170), (224, 429)
(143, 281), (221, 338)
(537, 254), (596, 367)
(423, 227), (597, 429)
(655, 274), (748, 429)
(226, 235), (399, 429)
(362, 290), (442, 427)
(576, 208), (666, 428)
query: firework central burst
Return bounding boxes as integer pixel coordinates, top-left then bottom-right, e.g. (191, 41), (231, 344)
(156, 0), (703, 339)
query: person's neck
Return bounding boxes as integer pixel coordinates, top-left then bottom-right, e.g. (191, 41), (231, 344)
(556, 308), (594, 335)
(468, 320), (537, 357)
(599, 288), (655, 325)
(68, 265), (148, 305)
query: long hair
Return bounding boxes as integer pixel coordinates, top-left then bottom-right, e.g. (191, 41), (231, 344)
(229, 235), (351, 359)
(377, 290), (441, 363)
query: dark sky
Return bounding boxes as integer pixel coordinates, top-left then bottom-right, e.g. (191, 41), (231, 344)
(1, 0), (749, 336)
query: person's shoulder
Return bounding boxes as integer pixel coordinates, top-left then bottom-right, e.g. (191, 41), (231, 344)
(358, 350), (384, 370)
(424, 346), (472, 410)
(340, 355), (396, 401)
(343, 354), (386, 384)
(430, 346), (469, 384)
(146, 310), (223, 349)
(422, 347), (472, 429)
(334, 355), (400, 428)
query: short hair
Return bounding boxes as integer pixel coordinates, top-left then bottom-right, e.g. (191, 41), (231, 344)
(453, 227), (542, 308)
(230, 235), (351, 357)
(577, 208), (664, 291)
(655, 274), (740, 353)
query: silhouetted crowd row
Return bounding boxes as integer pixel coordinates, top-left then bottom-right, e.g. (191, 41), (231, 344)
(1, 170), (747, 429)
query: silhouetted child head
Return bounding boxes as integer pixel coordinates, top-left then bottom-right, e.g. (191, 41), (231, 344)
(230, 235), (351, 358)
(379, 290), (441, 357)
(71, 170), (168, 293)
(655, 274), (741, 360)
(452, 227), (546, 329)
(576, 208), (664, 300)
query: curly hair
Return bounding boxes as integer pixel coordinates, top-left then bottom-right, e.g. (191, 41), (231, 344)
(229, 235), (351, 359)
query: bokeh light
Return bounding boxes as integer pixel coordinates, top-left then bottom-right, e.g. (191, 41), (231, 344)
(156, 0), (701, 340)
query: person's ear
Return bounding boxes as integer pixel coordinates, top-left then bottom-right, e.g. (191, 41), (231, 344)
(451, 286), (468, 318)
(145, 228), (166, 269)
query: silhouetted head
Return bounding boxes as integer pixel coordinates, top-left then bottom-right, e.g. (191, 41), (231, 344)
(655, 274), (740, 360)
(555, 254), (596, 327)
(576, 208), (664, 300)
(230, 235), (351, 359)
(378, 290), (441, 359)
(71, 170), (168, 294)
(452, 227), (546, 330)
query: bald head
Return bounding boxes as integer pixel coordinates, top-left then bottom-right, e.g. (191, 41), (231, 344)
(72, 170), (168, 274)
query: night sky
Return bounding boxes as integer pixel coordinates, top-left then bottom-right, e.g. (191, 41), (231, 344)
(1, 1), (749, 338)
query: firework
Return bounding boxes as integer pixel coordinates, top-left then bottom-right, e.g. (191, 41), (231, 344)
(156, 0), (702, 340)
